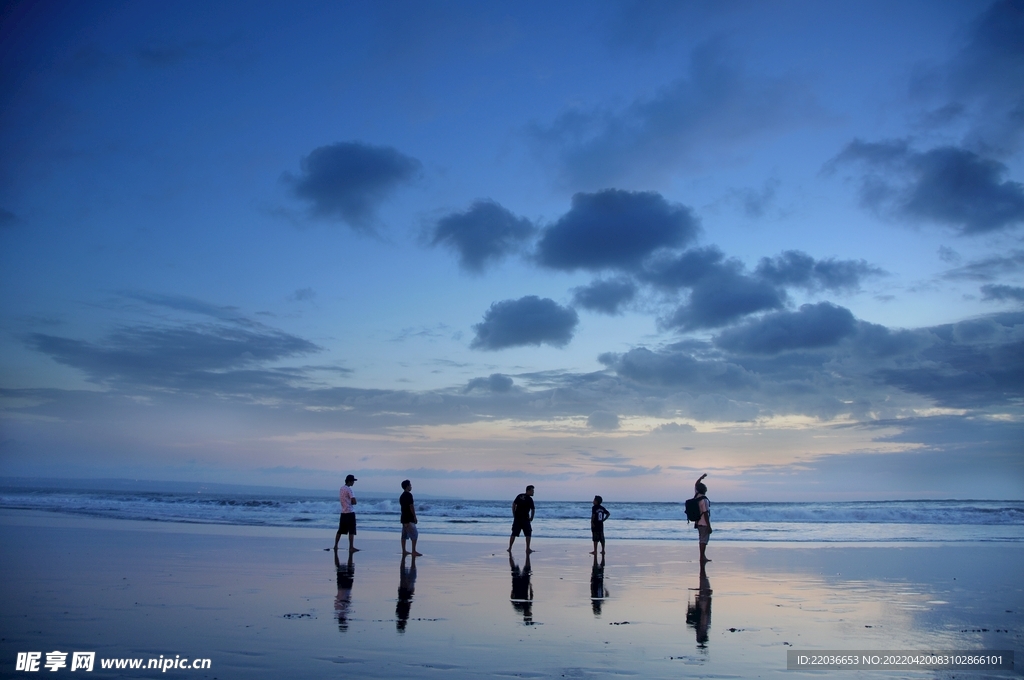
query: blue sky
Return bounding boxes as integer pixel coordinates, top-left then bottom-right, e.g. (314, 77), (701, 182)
(1, 0), (1022, 501)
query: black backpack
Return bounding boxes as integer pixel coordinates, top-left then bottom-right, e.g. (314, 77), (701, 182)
(684, 496), (706, 523)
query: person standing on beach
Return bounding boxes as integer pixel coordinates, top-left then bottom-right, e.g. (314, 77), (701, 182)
(590, 495), (610, 555)
(334, 474), (359, 552)
(508, 485), (535, 553)
(399, 479), (422, 556)
(693, 473), (711, 563)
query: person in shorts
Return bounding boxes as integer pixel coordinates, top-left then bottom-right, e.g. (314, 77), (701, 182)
(400, 479), (422, 556)
(507, 485), (535, 553)
(590, 495), (610, 555)
(334, 474), (359, 552)
(693, 473), (711, 562)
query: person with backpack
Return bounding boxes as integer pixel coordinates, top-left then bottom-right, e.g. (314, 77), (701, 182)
(685, 473), (712, 562)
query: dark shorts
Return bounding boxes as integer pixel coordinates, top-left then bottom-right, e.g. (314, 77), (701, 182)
(510, 518), (532, 537)
(591, 524), (605, 543)
(338, 512), (357, 535)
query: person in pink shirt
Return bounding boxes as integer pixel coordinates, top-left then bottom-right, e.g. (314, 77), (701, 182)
(334, 474), (360, 552)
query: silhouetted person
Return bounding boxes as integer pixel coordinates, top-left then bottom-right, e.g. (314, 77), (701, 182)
(508, 485), (535, 553)
(334, 549), (355, 632)
(590, 495), (610, 555)
(686, 561), (712, 648)
(399, 479), (422, 556)
(333, 474), (359, 552)
(590, 552), (607, 616)
(509, 553), (534, 625)
(693, 474), (711, 562)
(396, 554), (416, 632)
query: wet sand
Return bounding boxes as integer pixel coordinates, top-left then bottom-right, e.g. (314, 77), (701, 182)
(1, 510), (1021, 678)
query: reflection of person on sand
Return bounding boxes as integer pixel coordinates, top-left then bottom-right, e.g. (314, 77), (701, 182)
(334, 550), (355, 633)
(396, 554), (417, 632)
(590, 553), (607, 616)
(590, 495), (610, 555)
(509, 553), (534, 624)
(686, 562), (712, 648)
(693, 473), (712, 563)
(507, 485), (535, 553)
(333, 474), (359, 552)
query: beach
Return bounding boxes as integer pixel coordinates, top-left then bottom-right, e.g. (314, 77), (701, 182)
(1, 509), (1021, 679)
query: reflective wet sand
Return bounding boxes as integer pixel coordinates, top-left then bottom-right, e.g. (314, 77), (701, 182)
(2, 510), (1020, 678)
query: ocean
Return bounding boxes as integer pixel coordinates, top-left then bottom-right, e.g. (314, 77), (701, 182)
(2, 484), (1022, 543)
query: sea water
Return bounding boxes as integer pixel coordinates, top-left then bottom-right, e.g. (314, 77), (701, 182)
(2, 485), (1022, 543)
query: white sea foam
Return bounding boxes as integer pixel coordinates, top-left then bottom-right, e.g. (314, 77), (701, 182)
(2, 488), (1022, 542)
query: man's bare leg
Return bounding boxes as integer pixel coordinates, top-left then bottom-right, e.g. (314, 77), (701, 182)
(349, 533), (359, 552)
(334, 529), (342, 551)
(525, 535), (534, 553)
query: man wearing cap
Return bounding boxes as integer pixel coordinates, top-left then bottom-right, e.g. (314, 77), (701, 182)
(334, 474), (360, 552)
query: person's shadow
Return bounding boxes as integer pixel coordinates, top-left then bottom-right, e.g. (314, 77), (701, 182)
(334, 550), (355, 633)
(396, 554), (417, 632)
(509, 553), (534, 625)
(685, 561), (712, 648)
(590, 553), (608, 616)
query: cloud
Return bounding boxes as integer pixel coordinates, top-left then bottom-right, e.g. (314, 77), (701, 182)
(981, 284), (1024, 303)
(465, 373), (514, 393)
(572, 278), (637, 315)
(600, 346), (756, 391)
(755, 250), (884, 293)
(640, 246), (726, 290)
(727, 178), (781, 219)
(879, 312), (1024, 408)
(470, 296), (579, 350)
(289, 288), (316, 302)
(531, 40), (822, 188)
(829, 140), (1024, 234)
(932, 0), (1024, 156)
(121, 292), (245, 322)
(714, 303), (858, 355)
(26, 323), (320, 390)
(586, 410), (621, 431)
(664, 266), (785, 330)
(429, 200), (535, 273)
(942, 250), (1024, 281)
(0, 208), (18, 228)
(283, 142), (421, 231)
(536, 189), (700, 272)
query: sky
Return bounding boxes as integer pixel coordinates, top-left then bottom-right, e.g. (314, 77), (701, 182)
(1, 0), (1022, 501)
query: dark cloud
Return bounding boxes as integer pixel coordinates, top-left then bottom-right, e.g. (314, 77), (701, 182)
(289, 288), (316, 302)
(665, 267), (785, 330)
(981, 284), (1024, 303)
(830, 140), (1024, 234)
(942, 250), (1024, 281)
(531, 41), (821, 188)
(941, 0), (1024, 156)
(730, 178), (781, 219)
(572, 278), (637, 315)
(0, 207), (18, 227)
(600, 347), (756, 391)
(123, 292), (244, 322)
(640, 246), (725, 290)
(880, 312), (1024, 408)
(26, 323), (320, 390)
(587, 410), (620, 431)
(465, 373), (514, 393)
(714, 303), (858, 355)
(429, 200), (535, 273)
(471, 296), (579, 350)
(755, 250), (884, 293)
(536, 189), (699, 272)
(283, 142), (421, 231)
